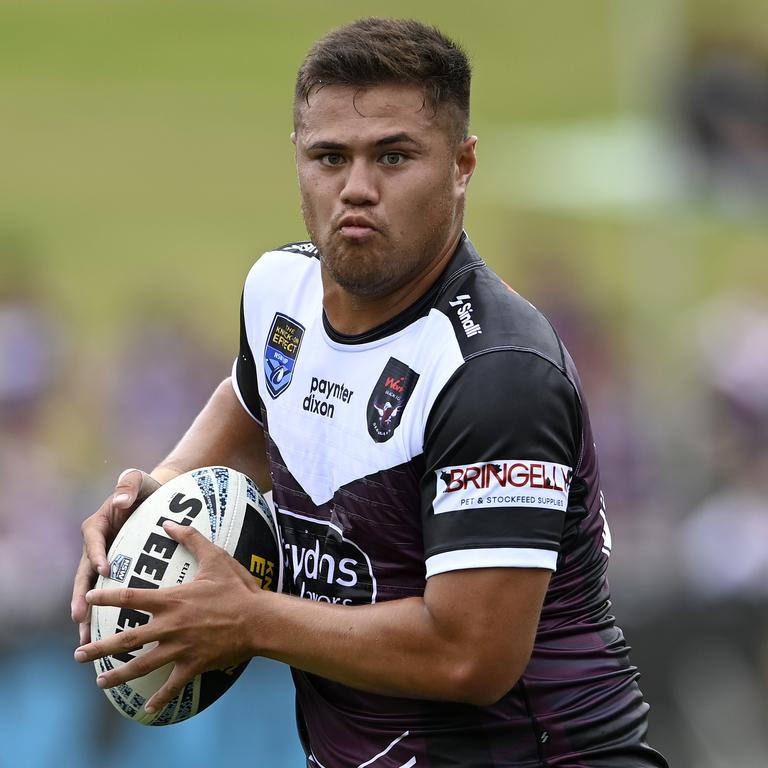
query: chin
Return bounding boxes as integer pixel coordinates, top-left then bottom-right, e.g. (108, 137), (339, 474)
(325, 259), (402, 298)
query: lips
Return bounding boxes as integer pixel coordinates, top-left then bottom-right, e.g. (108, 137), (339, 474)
(337, 214), (379, 238)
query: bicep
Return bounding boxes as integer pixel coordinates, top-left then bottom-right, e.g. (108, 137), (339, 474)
(423, 566), (551, 703)
(157, 377), (272, 492)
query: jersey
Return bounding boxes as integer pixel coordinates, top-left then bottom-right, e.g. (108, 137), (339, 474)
(233, 233), (668, 768)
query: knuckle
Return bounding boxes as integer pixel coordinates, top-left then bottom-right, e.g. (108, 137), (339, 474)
(117, 629), (142, 652)
(131, 655), (154, 677)
(119, 587), (135, 604)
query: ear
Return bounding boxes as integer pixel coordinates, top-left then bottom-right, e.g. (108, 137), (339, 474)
(455, 135), (477, 190)
(290, 131), (297, 145)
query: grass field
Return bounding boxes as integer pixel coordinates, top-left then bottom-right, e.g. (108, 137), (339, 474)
(1, 0), (767, 347)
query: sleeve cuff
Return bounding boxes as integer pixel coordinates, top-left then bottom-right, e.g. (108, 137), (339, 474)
(425, 547), (557, 578)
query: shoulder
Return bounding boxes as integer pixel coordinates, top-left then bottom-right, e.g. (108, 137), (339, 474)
(431, 239), (565, 372)
(243, 239), (321, 292)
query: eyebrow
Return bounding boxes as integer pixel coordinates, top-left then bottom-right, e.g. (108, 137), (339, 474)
(305, 132), (422, 152)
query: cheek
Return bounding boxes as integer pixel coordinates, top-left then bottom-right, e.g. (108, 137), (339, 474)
(299, 173), (335, 215)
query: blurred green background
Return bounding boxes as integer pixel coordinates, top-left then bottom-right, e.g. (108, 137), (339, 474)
(2, 1), (768, 766)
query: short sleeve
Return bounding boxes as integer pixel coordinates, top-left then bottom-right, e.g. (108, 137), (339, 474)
(232, 290), (264, 424)
(421, 350), (581, 577)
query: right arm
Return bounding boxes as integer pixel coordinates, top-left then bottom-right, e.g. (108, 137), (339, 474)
(152, 376), (271, 491)
(70, 377), (268, 643)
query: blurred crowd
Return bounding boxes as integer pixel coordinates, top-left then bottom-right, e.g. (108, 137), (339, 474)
(0, 244), (303, 764)
(2, 31), (768, 768)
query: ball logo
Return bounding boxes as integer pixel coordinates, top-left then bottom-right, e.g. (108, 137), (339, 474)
(263, 313), (305, 399)
(366, 357), (419, 443)
(109, 554), (132, 583)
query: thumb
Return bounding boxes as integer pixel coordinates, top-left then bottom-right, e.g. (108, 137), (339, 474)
(113, 468), (160, 509)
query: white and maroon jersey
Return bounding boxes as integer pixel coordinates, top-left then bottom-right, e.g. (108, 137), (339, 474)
(233, 234), (668, 768)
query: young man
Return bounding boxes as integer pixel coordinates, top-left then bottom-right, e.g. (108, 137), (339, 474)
(72, 18), (668, 767)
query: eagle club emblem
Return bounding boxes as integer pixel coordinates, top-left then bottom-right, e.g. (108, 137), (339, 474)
(263, 313), (305, 398)
(367, 357), (419, 443)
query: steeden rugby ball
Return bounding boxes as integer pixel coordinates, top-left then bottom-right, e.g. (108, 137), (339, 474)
(91, 466), (281, 726)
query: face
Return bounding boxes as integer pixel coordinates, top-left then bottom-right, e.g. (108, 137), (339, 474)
(293, 84), (476, 299)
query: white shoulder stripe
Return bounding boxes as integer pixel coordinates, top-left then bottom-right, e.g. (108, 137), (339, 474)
(425, 547), (557, 577)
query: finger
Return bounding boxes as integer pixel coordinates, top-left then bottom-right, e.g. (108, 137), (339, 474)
(79, 619), (91, 647)
(162, 520), (215, 560)
(144, 664), (192, 714)
(71, 548), (97, 623)
(96, 646), (174, 690)
(81, 505), (112, 578)
(84, 585), (165, 611)
(82, 470), (160, 578)
(74, 622), (151, 666)
(74, 622), (159, 664)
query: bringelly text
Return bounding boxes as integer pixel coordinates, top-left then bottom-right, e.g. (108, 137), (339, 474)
(441, 461), (572, 494)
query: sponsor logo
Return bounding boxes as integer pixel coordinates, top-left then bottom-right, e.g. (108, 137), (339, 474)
(249, 554), (276, 591)
(280, 241), (319, 256)
(109, 554), (132, 582)
(263, 313), (305, 399)
(433, 459), (573, 515)
(302, 376), (354, 419)
(367, 357), (419, 443)
(448, 294), (482, 338)
(278, 508), (376, 605)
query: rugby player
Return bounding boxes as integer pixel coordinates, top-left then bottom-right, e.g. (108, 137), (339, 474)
(72, 18), (669, 767)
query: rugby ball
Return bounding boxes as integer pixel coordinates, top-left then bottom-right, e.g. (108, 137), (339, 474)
(91, 466), (281, 726)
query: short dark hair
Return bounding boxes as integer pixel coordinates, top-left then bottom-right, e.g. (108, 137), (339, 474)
(294, 18), (471, 142)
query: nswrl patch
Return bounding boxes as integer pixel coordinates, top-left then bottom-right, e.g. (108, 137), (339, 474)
(263, 313), (305, 399)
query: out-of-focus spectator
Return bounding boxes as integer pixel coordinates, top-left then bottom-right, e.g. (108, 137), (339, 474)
(662, 296), (768, 767)
(0, 249), (80, 645)
(680, 296), (768, 599)
(677, 44), (768, 206)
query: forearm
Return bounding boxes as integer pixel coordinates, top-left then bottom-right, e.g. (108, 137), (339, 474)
(254, 593), (482, 702)
(249, 568), (547, 706)
(152, 377), (271, 491)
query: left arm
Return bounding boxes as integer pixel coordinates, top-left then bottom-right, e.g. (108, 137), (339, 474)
(77, 521), (549, 710)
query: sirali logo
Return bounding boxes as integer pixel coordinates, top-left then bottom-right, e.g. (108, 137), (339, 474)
(366, 357), (419, 443)
(448, 294), (482, 338)
(440, 461), (573, 493)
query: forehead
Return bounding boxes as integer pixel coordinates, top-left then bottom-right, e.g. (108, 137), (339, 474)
(295, 84), (448, 144)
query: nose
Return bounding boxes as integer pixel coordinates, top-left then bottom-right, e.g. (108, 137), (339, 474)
(340, 159), (379, 206)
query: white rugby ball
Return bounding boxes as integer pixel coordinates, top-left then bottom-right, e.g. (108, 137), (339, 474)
(91, 466), (281, 726)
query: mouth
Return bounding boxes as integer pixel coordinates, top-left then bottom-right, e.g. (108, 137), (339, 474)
(337, 215), (379, 240)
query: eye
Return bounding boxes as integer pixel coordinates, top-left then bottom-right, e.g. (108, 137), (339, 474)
(319, 154), (345, 167)
(380, 152), (407, 166)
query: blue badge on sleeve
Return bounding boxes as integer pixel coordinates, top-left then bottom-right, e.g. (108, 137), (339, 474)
(263, 313), (305, 398)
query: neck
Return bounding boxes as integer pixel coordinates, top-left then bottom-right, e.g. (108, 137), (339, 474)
(322, 230), (463, 336)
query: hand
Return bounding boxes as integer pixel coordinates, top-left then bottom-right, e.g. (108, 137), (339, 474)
(70, 468), (161, 645)
(73, 521), (265, 714)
